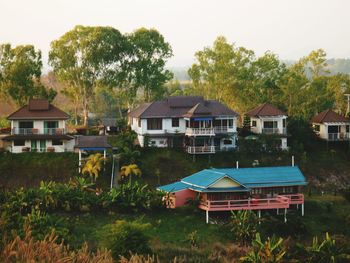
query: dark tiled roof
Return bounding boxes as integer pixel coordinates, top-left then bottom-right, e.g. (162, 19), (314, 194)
(311, 109), (350, 123)
(74, 136), (111, 149)
(8, 99), (69, 120)
(2, 134), (74, 141)
(246, 103), (287, 117)
(128, 96), (238, 118)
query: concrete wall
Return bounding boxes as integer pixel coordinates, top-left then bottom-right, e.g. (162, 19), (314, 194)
(10, 139), (74, 153)
(250, 116), (287, 134)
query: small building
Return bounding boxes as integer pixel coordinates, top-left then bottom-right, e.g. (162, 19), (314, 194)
(158, 166), (306, 223)
(99, 117), (119, 135)
(245, 103), (288, 150)
(128, 96), (239, 154)
(311, 109), (350, 141)
(2, 99), (75, 153)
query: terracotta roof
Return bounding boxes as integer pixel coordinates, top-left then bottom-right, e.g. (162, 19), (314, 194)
(7, 99), (69, 120)
(246, 103), (287, 117)
(311, 109), (350, 123)
(128, 96), (238, 118)
(74, 136), (111, 149)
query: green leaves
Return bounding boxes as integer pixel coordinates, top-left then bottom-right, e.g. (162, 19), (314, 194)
(0, 44), (55, 106)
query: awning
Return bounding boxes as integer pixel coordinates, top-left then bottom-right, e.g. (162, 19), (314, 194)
(193, 117), (213, 121)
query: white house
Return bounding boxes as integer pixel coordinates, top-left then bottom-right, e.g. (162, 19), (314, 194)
(311, 109), (350, 141)
(128, 96), (239, 154)
(3, 99), (75, 153)
(245, 103), (288, 150)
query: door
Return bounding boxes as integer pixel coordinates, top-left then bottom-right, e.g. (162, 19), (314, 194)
(31, 140), (37, 151)
(40, 140), (46, 152)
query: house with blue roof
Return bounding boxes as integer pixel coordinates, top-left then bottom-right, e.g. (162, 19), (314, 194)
(158, 166), (307, 223)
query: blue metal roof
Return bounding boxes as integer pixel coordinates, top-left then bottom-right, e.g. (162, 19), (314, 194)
(157, 181), (189, 192)
(157, 166), (307, 193)
(212, 166), (307, 187)
(181, 169), (226, 188)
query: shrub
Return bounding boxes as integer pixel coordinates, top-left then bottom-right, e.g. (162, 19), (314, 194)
(99, 220), (152, 258)
(230, 210), (260, 245)
(342, 188), (350, 203)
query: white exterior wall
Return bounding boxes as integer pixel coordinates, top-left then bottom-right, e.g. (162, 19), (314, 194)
(12, 120), (65, 133)
(250, 116), (287, 134)
(313, 123), (349, 140)
(9, 139), (74, 153)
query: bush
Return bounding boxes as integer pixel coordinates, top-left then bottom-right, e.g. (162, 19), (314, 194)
(230, 210), (260, 246)
(99, 220), (152, 258)
(342, 188), (350, 203)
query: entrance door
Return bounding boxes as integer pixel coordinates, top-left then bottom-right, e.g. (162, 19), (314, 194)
(31, 140), (37, 151)
(40, 140), (46, 152)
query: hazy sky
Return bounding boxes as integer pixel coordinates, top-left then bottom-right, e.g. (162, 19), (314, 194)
(1, 0), (349, 68)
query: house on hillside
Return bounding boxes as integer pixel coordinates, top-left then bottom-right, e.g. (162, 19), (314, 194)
(311, 109), (350, 141)
(158, 166), (306, 223)
(2, 99), (75, 153)
(128, 96), (239, 154)
(245, 103), (288, 150)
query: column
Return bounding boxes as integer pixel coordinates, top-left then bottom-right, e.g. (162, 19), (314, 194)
(78, 149), (82, 173)
(206, 210), (209, 224)
(302, 203), (304, 216)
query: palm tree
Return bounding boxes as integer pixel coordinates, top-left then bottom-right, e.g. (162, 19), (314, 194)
(82, 153), (105, 182)
(120, 164), (142, 184)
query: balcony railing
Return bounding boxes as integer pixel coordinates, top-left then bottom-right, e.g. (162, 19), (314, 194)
(187, 146), (216, 154)
(328, 133), (350, 141)
(262, 128), (287, 135)
(185, 128), (215, 136)
(12, 128), (65, 135)
(198, 195), (292, 211)
(282, 194), (304, 204)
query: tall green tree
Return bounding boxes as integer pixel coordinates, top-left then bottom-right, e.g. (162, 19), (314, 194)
(126, 28), (173, 103)
(49, 25), (127, 126)
(0, 44), (56, 106)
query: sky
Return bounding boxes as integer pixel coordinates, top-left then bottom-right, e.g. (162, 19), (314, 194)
(1, 0), (350, 68)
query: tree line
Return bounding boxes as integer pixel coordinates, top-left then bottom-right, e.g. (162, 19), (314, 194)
(1, 29), (350, 126)
(0, 26), (173, 126)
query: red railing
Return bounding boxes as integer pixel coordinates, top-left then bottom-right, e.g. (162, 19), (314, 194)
(198, 195), (301, 211)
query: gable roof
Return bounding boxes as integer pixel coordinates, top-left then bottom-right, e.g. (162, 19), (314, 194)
(74, 136), (111, 149)
(311, 109), (350, 123)
(158, 166), (307, 193)
(246, 103), (287, 117)
(128, 96), (238, 118)
(8, 99), (69, 120)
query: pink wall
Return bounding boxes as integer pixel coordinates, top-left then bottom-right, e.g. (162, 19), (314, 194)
(174, 189), (197, 207)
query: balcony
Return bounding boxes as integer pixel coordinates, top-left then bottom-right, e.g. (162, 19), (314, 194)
(262, 128), (287, 135)
(12, 128), (66, 135)
(185, 128), (215, 136)
(328, 133), (350, 141)
(186, 146), (216, 154)
(198, 194), (303, 211)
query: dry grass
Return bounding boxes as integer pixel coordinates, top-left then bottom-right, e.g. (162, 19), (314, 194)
(0, 227), (113, 263)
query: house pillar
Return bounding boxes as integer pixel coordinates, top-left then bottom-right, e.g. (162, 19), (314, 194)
(103, 149), (106, 172)
(302, 203), (304, 216)
(258, 210), (261, 224)
(284, 208), (287, 223)
(78, 149), (82, 173)
(206, 210), (209, 224)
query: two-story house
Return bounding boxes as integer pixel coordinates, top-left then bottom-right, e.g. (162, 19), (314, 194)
(128, 96), (239, 154)
(3, 99), (75, 153)
(245, 103), (288, 150)
(311, 109), (350, 141)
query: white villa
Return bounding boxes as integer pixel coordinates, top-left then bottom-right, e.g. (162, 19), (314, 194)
(311, 109), (350, 141)
(128, 96), (239, 154)
(245, 103), (288, 150)
(3, 99), (75, 153)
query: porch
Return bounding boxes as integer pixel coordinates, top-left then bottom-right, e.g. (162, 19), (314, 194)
(185, 118), (235, 137)
(328, 132), (350, 141)
(12, 128), (66, 135)
(186, 146), (216, 154)
(198, 194), (304, 211)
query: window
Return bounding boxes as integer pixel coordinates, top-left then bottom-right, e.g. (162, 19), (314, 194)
(172, 118), (179, 127)
(44, 121), (58, 129)
(186, 120), (189, 128)
(263, 121), (277, 129)
(14, 140), (25, 146)
(347, 125), (350, 133)
(138, 119), (141, 128)
(223, 139), (232, 145)
(252, 120), (257, 127)
(19, 121), (33, 129)
(314, 124), (320, 132)
(283, 119), (286, 128)
(228, 119), (233, 128)
(147, 118), (162, 130)
(52, 139), (63, 145)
